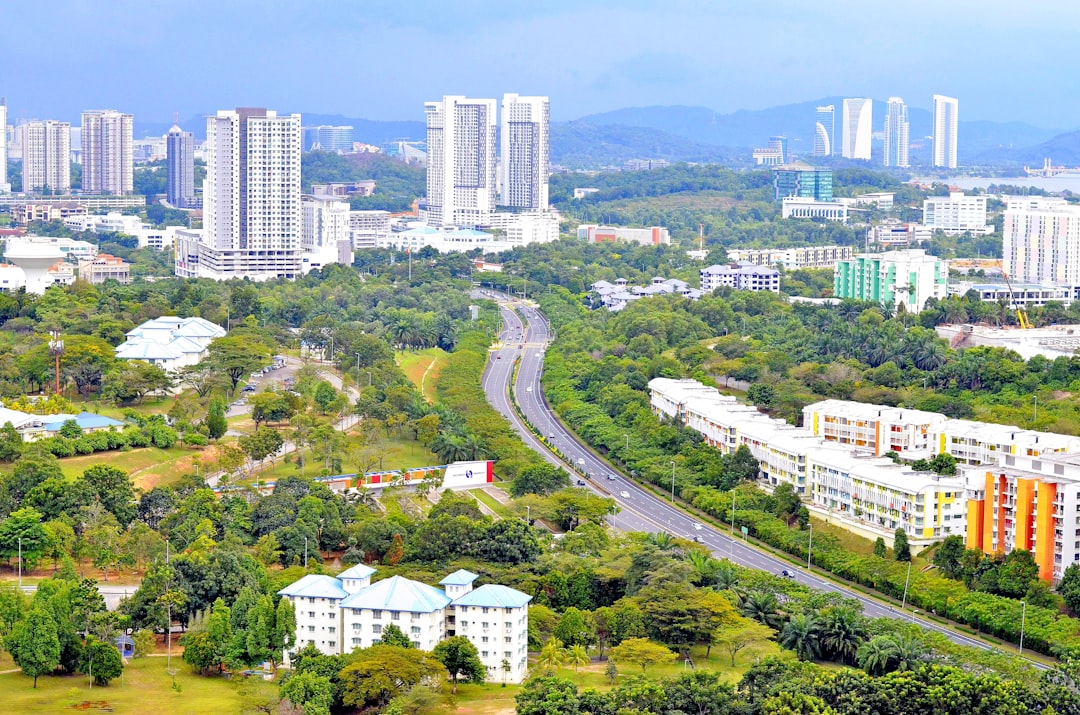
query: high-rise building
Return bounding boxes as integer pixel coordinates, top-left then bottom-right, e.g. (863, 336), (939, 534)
(0, 98), (8, 193)
(883, 97), (909, 168)
(22, 120), (71, 194)
(923, 192), (992, 235)
(301, 195), (352, 272)
(303, 125), (354, 152)
(933, 95), (959, 168)
(174, 108), (302, 281)
(1003, 203), (1080, 285)
(814, 105), (834, 157)
(424, 96), (497, 228)
(499, 94), (549, 210)
(81, 110), (133, 195)
(772, 162), (833, 202)
(841, 98), (872, 160)
(166, 122), (195, 208)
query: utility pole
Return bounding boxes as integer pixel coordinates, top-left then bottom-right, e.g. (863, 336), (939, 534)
(17, 537), (21, 589)
(730, 491), (736, 558)
(901, 560), (912, 612)
(48, 329), (64, 396)
(1019, 600), (1027, 656)
(355, 352), (361, 375)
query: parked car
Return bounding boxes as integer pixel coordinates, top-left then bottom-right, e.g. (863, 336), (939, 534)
(241, 384), (256, 393)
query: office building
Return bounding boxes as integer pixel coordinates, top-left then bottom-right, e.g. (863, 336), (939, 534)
(500, 94), (549, 210)
(841, 98), (873, 160)
(577, 224), (670, 245)
(700, 262), (781, 293)
(279, 566), (531, 682)
(753, 136), (787, 165)
(312, 181), (377, 198)
(174, 108), (303, 281)
(833, 249), (948, 311)
(964, 453), (1080, 582)
(726, 245), (854, 270)
(870, 223), (933, 247)
(814, 105), (834, 157)
(301, 195), (353, 272)
(303, 125), (354, 152)
(923, 192), (992, 236)
(77, 253), (131, 285)
(81, 110), (133, 195)
(22, 121), (71, 194)
(781, 197), (847, 222)
(425, 96), (497, 228)
(933, 95), (959, 169)
(166, 122), (195, 208)
(1003, 204), (1080, 285)
(772, 162), (833, 202)
(883, 97), (909, 168)
(0, 99), (8, 192)
(349, 210), (392, 249)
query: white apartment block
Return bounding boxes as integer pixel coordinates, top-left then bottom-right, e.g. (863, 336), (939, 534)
(0, 99), (8, 192)
(22, 120), (71, 194)
(486, 210), (559, 246)
(928, 419), (1080, 466)
(841, 98), (872, 160)
(923, 192), (991, 235)
(279, 566), (531, 683)
(425, 97), (497, 228)
(301, 195), (352, 272)
(1003, 204), (1080, 285)
(933, 95), (959, 169)
(870, 223), (933, 247)
(81, 110), (133, 195)
(727, 245), (855, 270)
(349, 210), (392, 249)
(577, 224), (671, 246)
(781, 197), (848, 222)
(500, 94), (549, 210)
(175, 108), (303, 281)
(700, 262), (781, 293)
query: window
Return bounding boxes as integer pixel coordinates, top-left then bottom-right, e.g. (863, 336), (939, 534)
(482, 651), (489, 658)
(308, 612), (315, 618)
(372, 610), (382, 619)
(328, 627), (336, 634)
(372, 624), (382, 635)
(329, 641), (336, 648)
(411, 626), (421, 635)
(482, 622), (489, 629)
(505, 651), (512, 658)
(307, 626), (315, 633)
(505, 637), (512, 643)
(412, 641), (421, 648)
(482, 637), (489, 643)
(352, 623), (361, 631)
(482, 607), (490, 614)
(391, 612), (401, 621)
(352, 638), (361, 646)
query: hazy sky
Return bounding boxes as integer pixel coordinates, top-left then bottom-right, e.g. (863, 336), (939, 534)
(3, 0), (1078, 129)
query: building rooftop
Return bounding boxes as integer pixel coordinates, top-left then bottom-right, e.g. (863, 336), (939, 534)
(451, 584), (532, 609)
(40, 412), (125, 431)
(340, 575), (452, 613)
(338, 564), (376, 580)
(439, 569), (479, 586)
(277, 574), (349, 600)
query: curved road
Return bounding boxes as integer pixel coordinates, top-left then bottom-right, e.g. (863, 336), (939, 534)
(475, 290), (1042, 663)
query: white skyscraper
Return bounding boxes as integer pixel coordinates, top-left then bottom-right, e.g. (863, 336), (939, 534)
(814, 105), (834, 157)
(0, 99), (8, 193)
(500, 94), (549, 210)
(424, 96), (497, 227)
(883, 97), (909, 168)
(933, 95), (959, 169)
(22, 120), (71, 194)
(301, 195), (352, 272)
(175, 108), (302, 280)
(166, 122), (195, 208)
(81, 110), (133, 195)
(841, 98), (873, 160)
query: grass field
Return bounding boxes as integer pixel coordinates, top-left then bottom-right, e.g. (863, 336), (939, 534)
(0, 444), (208, 492)
(0, 653), (245, 714)
(397, 348), (449, 402)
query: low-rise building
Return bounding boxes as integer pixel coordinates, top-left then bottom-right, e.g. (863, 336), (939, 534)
(700, 262), (780, 293)
(923, 192), (993, 236)
(279, 566), (531, 682)
(870, 223), (933, 247)
(311, 181), (376, 198)
(572, 188), (599, 199)
(948, 282), (1071, 308)
(590, 277), (703, 311)
(77, 253), (131, 284)
(0, 264), (25, 292)
(781, 197), (848, 222)
(114, 316), (226, 372)
(833, 249), (948, 311)
(726, 245), (854, 270)
(10, 203), (89, 224)
(349, 210), (392, 249)
(577, 224), (670, 246)
(935, 323), (1080, 361)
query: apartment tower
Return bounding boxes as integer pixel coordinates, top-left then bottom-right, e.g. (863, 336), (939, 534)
(0, 98), (8, 192)
(22, 120), (71, 194)
(933, 95), (959, 168)
(166, 122), (195, 208)
(814, 105), (834, 157)
(424, 96), (497, 228)
(81, 110), (133, 194)
(499, 94), (549, 210)
(841, 98), (873, 160)
(883, 97), (909, 168)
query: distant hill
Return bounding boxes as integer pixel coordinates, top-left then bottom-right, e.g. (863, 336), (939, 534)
(551, 122), (741, 168)
(134, 113), (427, 144)
(973, 129), (1080, 166)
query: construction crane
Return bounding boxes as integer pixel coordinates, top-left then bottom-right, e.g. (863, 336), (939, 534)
(992, 260), (1031, 329)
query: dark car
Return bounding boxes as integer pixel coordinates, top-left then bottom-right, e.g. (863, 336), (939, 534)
(241, 384), (256, 393)
(576, 479), (586, 486)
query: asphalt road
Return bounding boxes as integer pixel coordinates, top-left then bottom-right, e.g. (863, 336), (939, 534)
(474, 290), (1036, 662)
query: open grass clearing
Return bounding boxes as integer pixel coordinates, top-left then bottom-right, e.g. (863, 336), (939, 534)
(397, 347), (450, 402)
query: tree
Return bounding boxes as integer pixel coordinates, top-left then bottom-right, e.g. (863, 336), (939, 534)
(133, 629), (155, 657)
(666, 671), (738, 715)
(608, 637), (676, 674)
(566, 644), (590, 678)
(0, 423), (24, 463)
(0, 507), (52, 568)
(1060, 563), (1080, 616)
(79, 636), (124, 686)
(536, 639), (568, 673)
(432, 636), (485, 694)
(250, 391), (295, 427)
(7, 607), (61, 687)
(206, 336), (271, 394)
(778, 614), (821, 661)
(312, 381), (340, 414)
(553, 607), (595, 649)
(515, 676), (580, 715)
(893, 528), (910, 562)
(856, 635), (898, 676)
(819, 607), (865, 665)
(280, 672), (334, 715)
(932, 534), (966, 580)
(239, 426), (284, 466)
(206, 399), (228, 440)
(101, 360), (172, 404)
(83, 464), (137, 526)
(873, 538), (887, 559)
(379, 623), (412, 649)
(713, 620), (774, 667)
(340, 645), (447, 710)
(510, 463), (571, 498)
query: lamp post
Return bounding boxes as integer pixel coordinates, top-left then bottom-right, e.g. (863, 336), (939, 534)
(1019, 600), (1027, 656)
(17, 537), (21, 589)
(355, 352), (361, 374)
(304, 536), (308, 568)
(670, 461), (676, 502)
(624, 434), (629, 453)
(730, 490), (736, 558)
(807, 523), (813, 569)
(1033, 395), (1038, 424)
(526, 505), (531, 525)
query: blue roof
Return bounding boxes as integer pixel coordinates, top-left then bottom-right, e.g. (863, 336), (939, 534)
(439, 569), (479, 586)
(451, 584), (532, 609)
(340, 575), (451, 613)
(338, 564), (376, 580)
(41, 412), (125, 431)
(277, 574), (348, 600)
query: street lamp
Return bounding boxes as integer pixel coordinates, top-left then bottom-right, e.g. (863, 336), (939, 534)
(17, 537), (21, 588)
(624, 434), (629, 453)
(730, 490), (736, 558)
(670, 461), (676, 502)
(526, 505), (531, 525)
(1033, 395), (1038, 424)
(355, 352), (361, 374)
(1019, 600), (1027, 656)
(901, 559), (912, 612)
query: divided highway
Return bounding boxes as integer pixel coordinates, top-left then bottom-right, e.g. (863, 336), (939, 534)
(474, 290), (1032, 660)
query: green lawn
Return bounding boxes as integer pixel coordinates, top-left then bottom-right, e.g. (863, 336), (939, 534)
(0, 444), (205, 491)
(396, 348), (449, 402)
(472, 489), (510, 518)
(0, 654), (245, 714)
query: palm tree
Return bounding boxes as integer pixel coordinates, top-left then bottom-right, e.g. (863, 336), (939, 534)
(537, 639), (568, 674)
(890, 633), (924, 671)
(567, 644), (590, 680)
(713, 561), (740, 591)
(647, 532), (676, 551)
(856, 635), (898, 675)
(687, 550), (720, 586)
(741, 591), (783, 629)
(820, 607), (866, 665)
(778, 613), (822, 661)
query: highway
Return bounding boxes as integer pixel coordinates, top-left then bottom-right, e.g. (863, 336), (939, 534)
(474, 290), (1030, 660)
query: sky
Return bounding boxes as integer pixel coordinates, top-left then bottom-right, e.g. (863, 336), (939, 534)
(3, 0), (1079, 130)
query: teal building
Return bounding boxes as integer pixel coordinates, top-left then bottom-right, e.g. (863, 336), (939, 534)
(772, 162), (833, 202)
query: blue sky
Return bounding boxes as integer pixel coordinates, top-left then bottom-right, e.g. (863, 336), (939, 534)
(3, 0), (1078, 129)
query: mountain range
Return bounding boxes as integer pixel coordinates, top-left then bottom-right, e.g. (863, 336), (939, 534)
(133, 100), (1080, 168)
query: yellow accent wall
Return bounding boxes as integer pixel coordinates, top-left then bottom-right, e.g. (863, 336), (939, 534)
(875, 421), (881, 455)
(1036, 481), (1057, 582)
(939, 433), (946, 453)
(966, 499), (984, 549)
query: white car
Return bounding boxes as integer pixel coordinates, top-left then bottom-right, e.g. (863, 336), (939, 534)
(692, 523), (703, 531)
(620, 491), (630, 498)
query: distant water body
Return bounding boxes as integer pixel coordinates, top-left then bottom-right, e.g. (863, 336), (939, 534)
(928, 175), (1080, 193)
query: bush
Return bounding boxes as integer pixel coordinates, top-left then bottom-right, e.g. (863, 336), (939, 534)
(184, 432), (208, 447)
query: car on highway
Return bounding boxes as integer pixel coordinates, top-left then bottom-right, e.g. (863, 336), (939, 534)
(526, 387), (533, 392)
(606, 474), (617, 481)
(620, 491), (630, 498)
(576, 479), (586, 486)
(781, 570), (796, 579)
(692, 522), (703, 530)
(693, 536), (704, 543)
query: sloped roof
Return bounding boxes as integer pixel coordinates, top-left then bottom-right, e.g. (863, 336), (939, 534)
(115, 340), (183, 360)
(339, 564), (376, 580)
(277, 574), (349, 600)
(439, 569), (479, 586)
(451, 584), (532, 609)
(41, 412), (124, 431)
(0, 407), (36, 429)
(340, 575), (451, 613)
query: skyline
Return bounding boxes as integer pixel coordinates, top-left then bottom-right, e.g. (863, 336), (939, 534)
(2, 1), (1079, 129)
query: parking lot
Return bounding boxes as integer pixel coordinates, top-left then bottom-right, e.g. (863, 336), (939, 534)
(225, 355), (297, 418)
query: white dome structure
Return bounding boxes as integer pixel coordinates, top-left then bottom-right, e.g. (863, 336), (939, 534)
(3, 239), (65, 295)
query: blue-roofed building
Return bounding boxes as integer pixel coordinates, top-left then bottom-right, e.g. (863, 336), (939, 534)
(23, 411), (127, 442)
(277, 565), (531, 681)
(114, 316), (226, 373)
